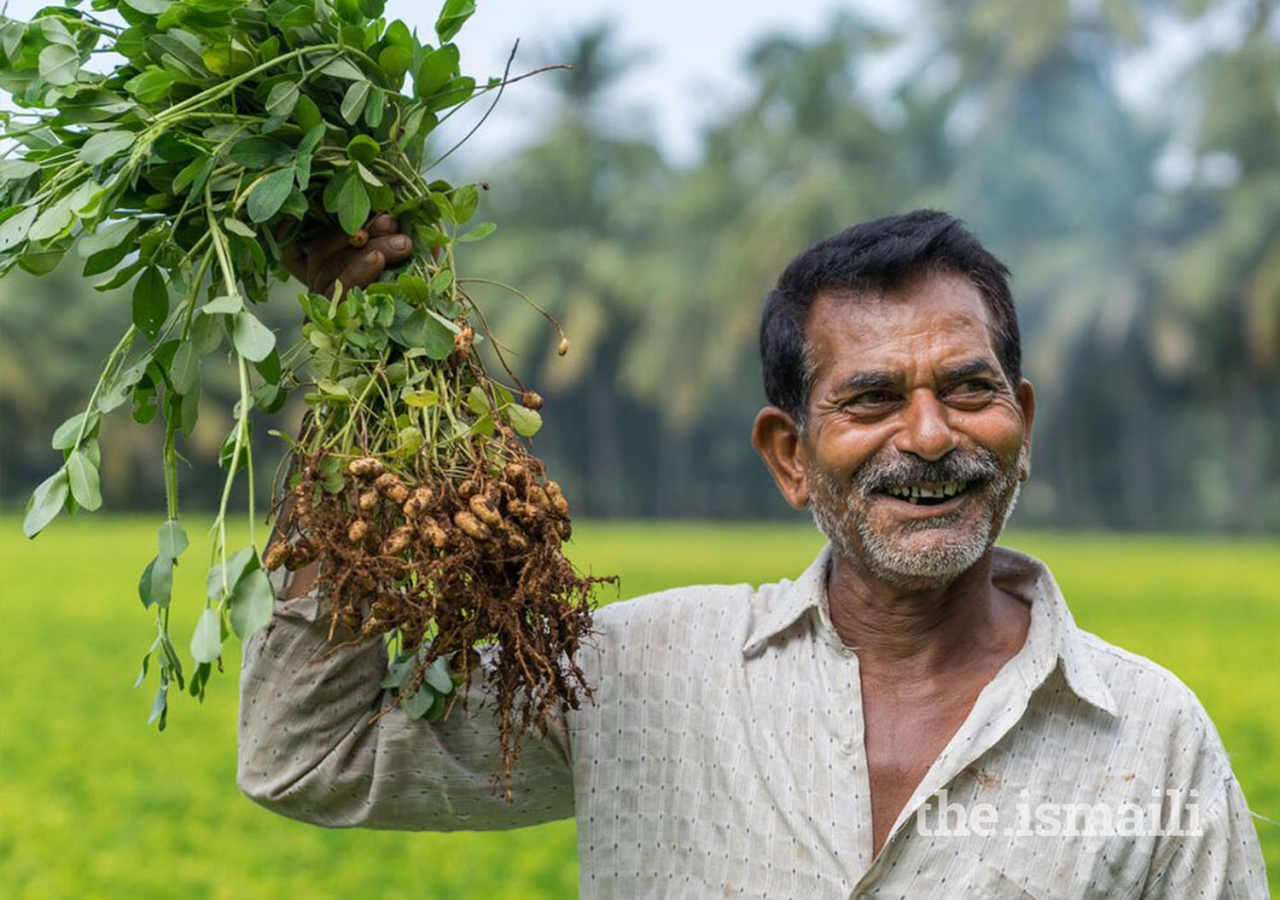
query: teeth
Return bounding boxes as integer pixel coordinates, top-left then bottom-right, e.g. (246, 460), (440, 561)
(885, 481), (967, 501)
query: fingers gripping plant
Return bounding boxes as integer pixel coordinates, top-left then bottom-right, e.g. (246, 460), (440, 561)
(0, 0), (608, 793)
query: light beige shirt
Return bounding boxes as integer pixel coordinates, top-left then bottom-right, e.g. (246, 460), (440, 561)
(239, 545), (1269, 899)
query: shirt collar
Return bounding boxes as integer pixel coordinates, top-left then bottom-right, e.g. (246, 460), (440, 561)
(741, 542), (1117, 717)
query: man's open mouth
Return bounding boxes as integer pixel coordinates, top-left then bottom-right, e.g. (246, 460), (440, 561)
(879, 481), (974, 506)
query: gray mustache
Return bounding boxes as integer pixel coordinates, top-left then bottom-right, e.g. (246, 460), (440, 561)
(855, 449), (1005, 497)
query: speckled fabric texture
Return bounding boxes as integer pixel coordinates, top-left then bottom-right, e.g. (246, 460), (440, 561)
(239, 545), (1268, 899)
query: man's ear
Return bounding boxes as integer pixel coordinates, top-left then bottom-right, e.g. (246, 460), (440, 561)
(752, 406), (811, 510)
(1015, 379), (1036, 482)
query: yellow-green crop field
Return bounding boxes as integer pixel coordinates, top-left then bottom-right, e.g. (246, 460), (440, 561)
(1, 516), (1276, 898)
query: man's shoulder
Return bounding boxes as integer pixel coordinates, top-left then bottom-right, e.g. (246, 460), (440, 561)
(1069, 627), (1234, 776)
(1075, 627), (1205, 712)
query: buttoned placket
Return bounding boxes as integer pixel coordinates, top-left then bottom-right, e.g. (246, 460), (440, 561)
(810, 594), (879, 892)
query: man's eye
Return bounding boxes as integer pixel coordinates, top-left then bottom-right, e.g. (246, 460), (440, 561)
(849, 391), (897, 407)
(949, 380), (996, 400)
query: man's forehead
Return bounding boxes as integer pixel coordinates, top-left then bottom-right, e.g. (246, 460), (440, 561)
(805, 273), (999, 375)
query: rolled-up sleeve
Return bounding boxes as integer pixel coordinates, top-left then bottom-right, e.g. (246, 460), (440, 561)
(237, 572), (575, 831)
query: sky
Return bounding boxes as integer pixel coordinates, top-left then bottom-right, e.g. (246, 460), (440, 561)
(444, 0), (892, 162)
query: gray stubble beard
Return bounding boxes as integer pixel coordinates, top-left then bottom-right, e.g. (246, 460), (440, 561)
(806, 446), (1025, 590)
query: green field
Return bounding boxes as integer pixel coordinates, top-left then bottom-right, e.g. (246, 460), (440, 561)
(1, 516), (1276, 898)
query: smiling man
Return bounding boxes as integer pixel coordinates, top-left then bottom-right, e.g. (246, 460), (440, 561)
(239, 210), (1267, 898)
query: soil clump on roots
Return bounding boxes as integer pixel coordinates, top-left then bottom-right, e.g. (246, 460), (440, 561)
(269, 435), (612, 798)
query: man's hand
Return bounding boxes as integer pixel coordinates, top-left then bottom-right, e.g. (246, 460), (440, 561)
(281, 213), (414, 296)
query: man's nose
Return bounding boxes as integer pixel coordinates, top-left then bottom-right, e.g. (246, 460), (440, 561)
(893, 391), (958, 461)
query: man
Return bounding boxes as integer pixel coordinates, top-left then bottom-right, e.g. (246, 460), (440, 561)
(240, 210), (1268, 898)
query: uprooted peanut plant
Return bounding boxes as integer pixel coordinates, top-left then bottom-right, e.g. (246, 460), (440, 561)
(0, 0), (610, 794)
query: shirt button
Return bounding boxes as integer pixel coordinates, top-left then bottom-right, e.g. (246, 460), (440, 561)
(840, 739), (856, 755)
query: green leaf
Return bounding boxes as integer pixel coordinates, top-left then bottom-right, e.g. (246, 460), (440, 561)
(381, 652), (415, 690)
(435, 0), (475, 43)
(468, 413), (494, 437)
(0, 206), (38, 253)
(265, 81), (299, 117)
(206, 547), (257, 601)
(190, 607), (222, 664)
(20, 246), (69, 276)
(466, 385), (489, 415)
(449, 185), (479, 225)
(391, 309), (454, 358)
(66, 450), (102, 512)
(232, 310), (276, 362)
(38, 43), (80, 86)
(335, 173), (370, 235)
(203, 43), (254, 77)
(415, 44), (460, 98)
(0, 21), (25, 60)
(158, 520), (188, 558)
(138, 553), (173, 609)
(315, 377), (350, 398)
(246, 168), (295, 223)
(78, 220), (137, 259)
(223, 218), (256, 239)
(201, 294), (243, 315)
(340, 80), (370, 124)
(346, 134), (379, 164)
(311, 54), (364, 81)
(294, 94), (323, 131)
(173, 156), (213, 196)
(124, 68), (175, 103)
(401, 684), (435, 719)
(29, 195), (77, 242)
(266, 0), (315, 30)
(23, 468), (69, 538)
(254, 347), (282, 385)
(0, 160), (39, 183)
(123, 0), (171, 13)
(180, 379), (201, 436)
(98, 357), (150, 412)
(429, 268), (454, 296)
(228, 567), (273, 639)
(148, 683), (168, 729)
(425, 656), (454, 693)
(79, 130), (136, 166)
(457, 221), (495, 243)
(506, 404), (542, 438)
(229, 136), (292, 170)
(150, 30), (209, 78)
(403, 389), (439, 407)
(51, 411), (98, 450)
(377, 45), (412, 85)
(132, 267), (168, 340)
(189, 312), (222, 356)
(168, 341), (199, 394)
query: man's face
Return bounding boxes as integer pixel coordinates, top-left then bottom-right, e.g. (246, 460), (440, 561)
(798, 273), (1032, 589)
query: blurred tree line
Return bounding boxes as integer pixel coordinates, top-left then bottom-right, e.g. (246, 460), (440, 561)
(3, 0), (1279, 531)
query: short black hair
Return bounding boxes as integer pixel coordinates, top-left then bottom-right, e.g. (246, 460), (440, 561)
(759, 209), (1021, 427)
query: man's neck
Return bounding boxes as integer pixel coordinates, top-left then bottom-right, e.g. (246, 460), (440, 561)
(825, 547), (1027, 680)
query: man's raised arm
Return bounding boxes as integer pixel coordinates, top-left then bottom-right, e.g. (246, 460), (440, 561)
(237, 562), (575, 830)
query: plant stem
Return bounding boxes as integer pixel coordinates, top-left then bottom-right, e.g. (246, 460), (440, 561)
(73, 326), (138, 449)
